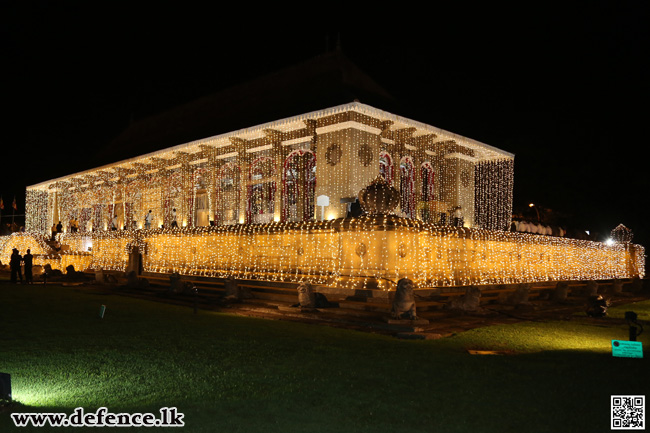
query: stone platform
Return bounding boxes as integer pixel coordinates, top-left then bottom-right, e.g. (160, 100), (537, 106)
(78, 273), (650, 340)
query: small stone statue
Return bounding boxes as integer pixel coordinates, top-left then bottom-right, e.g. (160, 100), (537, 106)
(223, 276), (240, 301)
(449, 286), (482, 311)
(294, 282), (335, 308)
(586, 295), (609, 317)
(500, 283), (531, 306)
(169, 272), (191, 293)
(391, 278), (417, 320)
(552, 281), (569, 303)
(126, 270), (140, 289)
(223, 276), (252, 302)
(296, 282), (316, 308)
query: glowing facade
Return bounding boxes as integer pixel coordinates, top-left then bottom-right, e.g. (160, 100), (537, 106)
(26, 103), (514, 234)
(18, 103), (643, 288)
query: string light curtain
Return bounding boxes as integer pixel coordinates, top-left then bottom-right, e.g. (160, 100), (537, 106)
(18, 103), (641, 288)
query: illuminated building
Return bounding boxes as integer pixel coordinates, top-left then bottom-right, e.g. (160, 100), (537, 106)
(4, 50), (644, 288)
(11, 101), (642, 290)
(26, 102), (513, 233)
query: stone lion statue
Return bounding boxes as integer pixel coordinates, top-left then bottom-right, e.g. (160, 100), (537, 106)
(297, 282), (316, 308)
(392, 278), (417, 320)
(294, 282), (336, 308)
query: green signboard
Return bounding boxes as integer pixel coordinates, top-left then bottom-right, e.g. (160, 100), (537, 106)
(611, 340), (643, 358)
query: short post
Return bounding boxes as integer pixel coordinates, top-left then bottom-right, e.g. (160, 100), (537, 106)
(625, 311), (643, 341)
(629, 325), (638, 342)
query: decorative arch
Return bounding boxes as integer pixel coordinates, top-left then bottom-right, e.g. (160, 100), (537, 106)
(400, 156), (415, 219)
(379, 151), (394, 186)
(282, 149), (316, 222)
(247, 156), (276, 224)
(421, 162), (435, 202)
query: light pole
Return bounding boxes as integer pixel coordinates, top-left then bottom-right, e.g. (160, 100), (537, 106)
(528, 203), (541, 223)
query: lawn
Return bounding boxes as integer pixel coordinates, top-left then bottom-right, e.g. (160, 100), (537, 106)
(1, 281), (648, 432)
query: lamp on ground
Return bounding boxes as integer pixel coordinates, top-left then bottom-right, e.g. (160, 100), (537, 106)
(316, 195), (329, 221)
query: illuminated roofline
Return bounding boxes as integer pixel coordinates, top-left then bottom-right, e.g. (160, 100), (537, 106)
(28, 102), (514, 190)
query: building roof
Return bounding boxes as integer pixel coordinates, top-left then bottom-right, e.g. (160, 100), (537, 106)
(92, 50), (398, 166)
(29, 50), (513, 190)
(29, 101), (513, 190)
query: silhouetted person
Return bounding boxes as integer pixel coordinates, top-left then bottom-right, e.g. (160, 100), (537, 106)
(10, 248), (22, 284)
(111, 214), (118, 230)
(23, 249), (33, 284)
(171, 208), (178, 228)
(348, 199), (362, 217)
(56, 221), (63, 234)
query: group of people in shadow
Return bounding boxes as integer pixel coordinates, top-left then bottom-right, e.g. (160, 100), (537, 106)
(9, 248), (34, 284)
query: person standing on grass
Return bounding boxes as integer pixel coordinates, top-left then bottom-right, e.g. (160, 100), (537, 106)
(23, 249), (33, 284)
(9, 248), (22, 284)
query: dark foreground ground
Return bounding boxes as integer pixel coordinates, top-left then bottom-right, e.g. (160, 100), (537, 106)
(1, 279), (648, 432)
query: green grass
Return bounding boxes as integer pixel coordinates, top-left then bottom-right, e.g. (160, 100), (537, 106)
(1, 281), (649, 432)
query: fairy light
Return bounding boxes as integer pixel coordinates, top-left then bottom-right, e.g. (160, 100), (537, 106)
(13, 102), (643, 288)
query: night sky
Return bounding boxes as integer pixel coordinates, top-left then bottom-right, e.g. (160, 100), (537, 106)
(2, 3), (648, 249)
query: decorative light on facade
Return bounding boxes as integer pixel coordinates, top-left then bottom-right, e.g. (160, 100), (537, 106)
(13, 103), (643, 289)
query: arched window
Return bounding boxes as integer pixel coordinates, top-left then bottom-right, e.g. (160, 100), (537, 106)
(421, 162), (435, 202)
(283, 149), (316, 222)
(400, 156), (415, 219)
(379, 151), (394, 186)
(247, 157), (276, 224)
(216, 163), (241, 225)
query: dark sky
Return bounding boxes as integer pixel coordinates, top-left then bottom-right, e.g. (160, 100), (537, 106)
(2, 2), (648, 248)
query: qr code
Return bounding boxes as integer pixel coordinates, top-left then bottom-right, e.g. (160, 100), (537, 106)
(612, 395), (645, 430)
